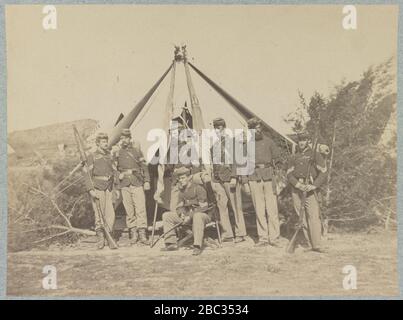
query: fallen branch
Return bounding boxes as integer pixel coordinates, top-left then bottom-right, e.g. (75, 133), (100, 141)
(33, 230), (71, 244)
(53, 175), (85, 200)
(10, 224), (96, 236)
(50, 225), (96, 236)
(327, 215), (374, 222)
(29, 186), (72, 228)
(22, 185), (96, 243)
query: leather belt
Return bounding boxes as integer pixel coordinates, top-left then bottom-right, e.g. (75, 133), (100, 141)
(121, 169), (139, 175)
(219, 164), (232, 167)
(256, 164), (271, 169)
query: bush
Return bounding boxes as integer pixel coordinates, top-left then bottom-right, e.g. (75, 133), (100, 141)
(8, 155), (94, 252)
(285, 58), (397, 231)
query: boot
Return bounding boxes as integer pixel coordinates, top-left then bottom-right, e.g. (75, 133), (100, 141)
(138, 228), (150, 245)
(192, 246), (202, 256)
(234, 236), (245, 244)
(96, 229), (105, 250)
(254, 240), (269, 247)
(161, 243), (178, 252)
(129, 227), (138, 245)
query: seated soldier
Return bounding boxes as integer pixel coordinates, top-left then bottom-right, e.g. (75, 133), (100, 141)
(161, 167), (211, 256)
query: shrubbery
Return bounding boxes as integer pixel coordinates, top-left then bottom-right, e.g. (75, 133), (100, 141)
(285, 58), (397, 231)
(8, 155), (94, 252)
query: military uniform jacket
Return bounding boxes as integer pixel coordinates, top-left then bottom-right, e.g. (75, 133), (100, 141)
(248, 134), (281, 182)
(113, 144), (150, 189)
(211, 134), (236, 183)
(85, 148), (116, 191)
(176, 182), (209, 217)
(286, 146), (327, 188)
(164, 140), (202, 181)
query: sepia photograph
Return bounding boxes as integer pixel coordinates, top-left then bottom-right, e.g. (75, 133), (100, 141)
(4, 4), (399, 298)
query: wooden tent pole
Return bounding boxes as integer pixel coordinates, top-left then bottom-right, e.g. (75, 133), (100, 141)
(188, 62), (295, 151)
(108, 64), (173, 147)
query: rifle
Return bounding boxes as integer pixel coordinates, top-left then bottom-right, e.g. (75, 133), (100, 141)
(150, 221), (184, 248)
(150, 201), (159, 247)
(73, 125), (118, 250)
(193, 163), (222, 246)
(272, 160), (279, 196)
(150, 202), (217, 249)
(204, 180), (222, 246)
(286, 129), (320, 254)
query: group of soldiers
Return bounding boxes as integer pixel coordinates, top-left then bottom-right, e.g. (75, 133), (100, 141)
(85, 129), (150, 249)
(84, 116), (328, 255)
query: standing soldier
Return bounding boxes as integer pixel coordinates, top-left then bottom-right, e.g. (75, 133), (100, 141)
(154, 119), (200, 211)
(210, 117), (247, 243)
(246, 118), (282, 247)
(286, 132), (327, 252)
(86, 132), (118, 250)
(113, 129), (151, 245)
(162, 167), (211, 256)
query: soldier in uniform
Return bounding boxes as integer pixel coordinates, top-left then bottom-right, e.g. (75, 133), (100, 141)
(286, 132), (327, 252)
(155, 119), (201, 211)
(113, 129), (151, 245)
(162, 167), (211, 256)
(246, 118), (282, 247)
(210, 117), (247, 243)
(85, 132), (118, 249)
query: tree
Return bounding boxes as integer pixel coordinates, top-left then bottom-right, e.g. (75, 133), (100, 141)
(285, 58), (397, 230)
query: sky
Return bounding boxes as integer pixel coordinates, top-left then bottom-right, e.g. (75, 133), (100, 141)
(6, 4), (398, 150)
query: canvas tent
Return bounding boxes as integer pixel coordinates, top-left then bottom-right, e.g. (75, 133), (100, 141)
(105, 47), (295, 155)
(101, 47), (295, 225)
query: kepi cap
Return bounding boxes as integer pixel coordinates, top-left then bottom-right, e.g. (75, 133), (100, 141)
(247, 117), (261, 129)
(96, 132), (108, 141)
(173, 166), (191, 178)
(121, 129), (132, 138)
(212, 117), (226, 128)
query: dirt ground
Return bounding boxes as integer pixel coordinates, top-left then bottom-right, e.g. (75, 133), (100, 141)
(7, 230), (399, 298)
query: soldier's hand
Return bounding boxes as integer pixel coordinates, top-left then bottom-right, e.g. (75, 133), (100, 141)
(229, 178), (237, 189)
(119, 173), (124, 180)
(295, 182), (306, 191)
(89, 190), (99, 199)
(143, 182), (151, 191)
(243, 183), (251, 195)
(182, 215), (191, 225)
(154, 191), (163, 204)
(305, 184), (317, 192)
